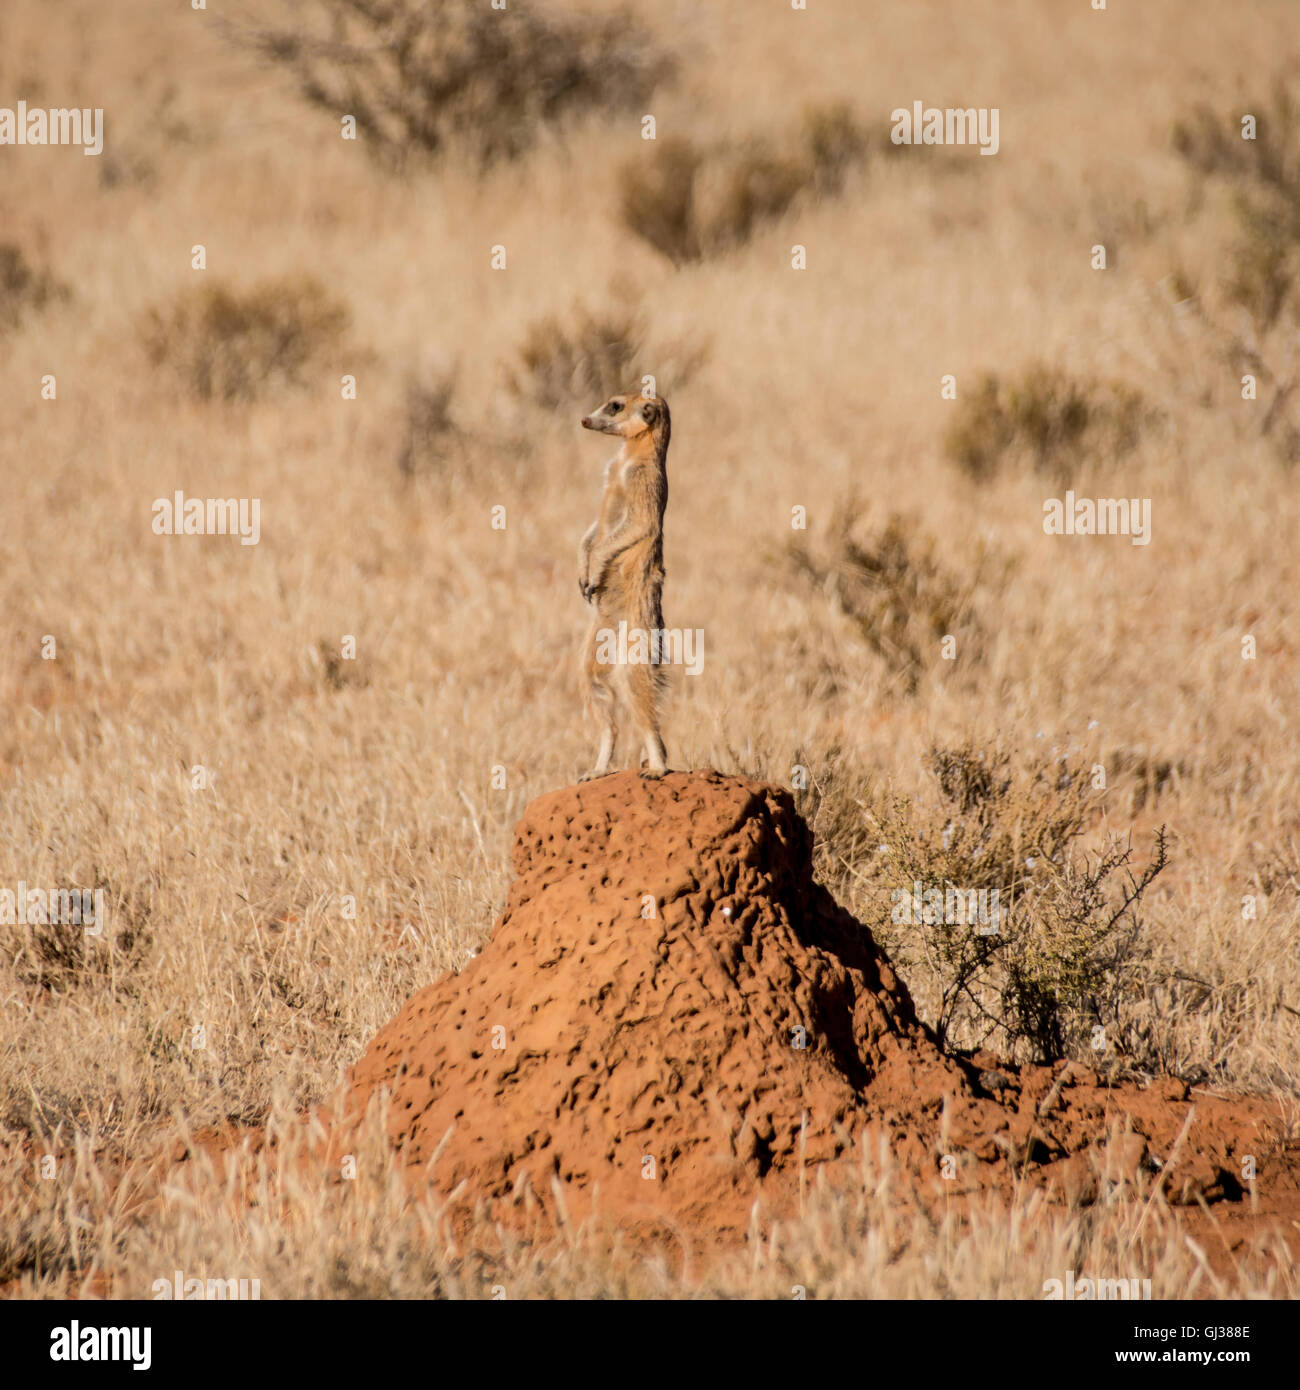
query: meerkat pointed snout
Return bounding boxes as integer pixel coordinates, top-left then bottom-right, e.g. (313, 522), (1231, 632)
(576, 389), (672, 782)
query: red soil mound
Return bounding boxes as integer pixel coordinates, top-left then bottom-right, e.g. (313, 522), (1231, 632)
(13, 769), (1293, 1298)
(340, 770), (970, 1229)
(332, 771), (1294, 1241)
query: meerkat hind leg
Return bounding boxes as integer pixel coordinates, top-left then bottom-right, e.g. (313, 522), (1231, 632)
(581, 723), (617, 782)
(627, 662), (668, 779)
(580, 672), (618, 782)
(640, 731), (668, 779)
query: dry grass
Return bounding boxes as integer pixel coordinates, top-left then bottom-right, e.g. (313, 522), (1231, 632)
(944, 364), (1151, 482)
(224, 0), (673, 169)
(847, 743), (1171, 1063)
(618, 103), (871, 264)
(1169, 77), (1300, 461)
(785, 510), (994, 695)
(0, 243), (68, 334)
(4, 1101), (1294, 1299)
(505, 295), (710, 410)
(2, 0), (1299, 1298)
(140, 276), (351, 401)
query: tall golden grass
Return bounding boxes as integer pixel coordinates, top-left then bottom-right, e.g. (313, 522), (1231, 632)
(1, 0), (1298, 1297)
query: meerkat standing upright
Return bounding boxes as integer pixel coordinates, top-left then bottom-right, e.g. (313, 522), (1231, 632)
(577, 389), (671, 780)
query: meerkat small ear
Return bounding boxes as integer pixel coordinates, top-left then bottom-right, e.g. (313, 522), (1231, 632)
(641, 402), (658, 424)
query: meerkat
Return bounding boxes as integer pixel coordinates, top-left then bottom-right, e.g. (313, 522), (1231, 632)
(577, 389), (671, 780)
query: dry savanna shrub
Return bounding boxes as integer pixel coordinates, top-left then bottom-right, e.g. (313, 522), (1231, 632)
(856, 745), (1169, 1064)
(1251, 845), (1300, 900)
(1108, 747), (1187, 815)
(617, 136), (705, 265)
(315, 636), (370, 691)
(397, 366), (462, 477)
(1218, 205), (1300, 462)
(792, 743), (882, 877)
(945, 363), (1149, 482)
(1177, 80), (1300, 335)
(140, 276), (350, 402)
(505, 298), (709, 410)
(0, 243), (67, 334)
(1172, 79), (1300, 459)
(3, 881), (153, 999)
(1223, 193), (1300, 333)
(229, 0), (672, 168)
(619, 103), (871, 263)
(785, 510), (991, 695)
(801, 101), (876, 195)
(1172, 79), (1300, 209)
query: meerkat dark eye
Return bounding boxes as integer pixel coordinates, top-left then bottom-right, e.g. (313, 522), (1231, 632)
(607, 400), (623, 414)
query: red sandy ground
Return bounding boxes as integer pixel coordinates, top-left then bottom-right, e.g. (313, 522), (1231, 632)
(11, 771), (1298, 1294)
(323, 772), (1299, 1268)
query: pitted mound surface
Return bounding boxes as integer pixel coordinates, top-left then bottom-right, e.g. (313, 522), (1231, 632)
(341, 771), (970, 1227)
(331, 770), (1294, 1245)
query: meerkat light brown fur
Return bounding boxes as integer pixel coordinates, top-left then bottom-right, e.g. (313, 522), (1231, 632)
(577, 389), (671, 780)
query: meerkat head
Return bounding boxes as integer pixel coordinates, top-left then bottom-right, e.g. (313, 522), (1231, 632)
(581, 390), (670, 445)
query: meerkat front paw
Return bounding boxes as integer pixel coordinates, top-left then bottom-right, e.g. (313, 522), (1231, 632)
(638, 767), (667, 780)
